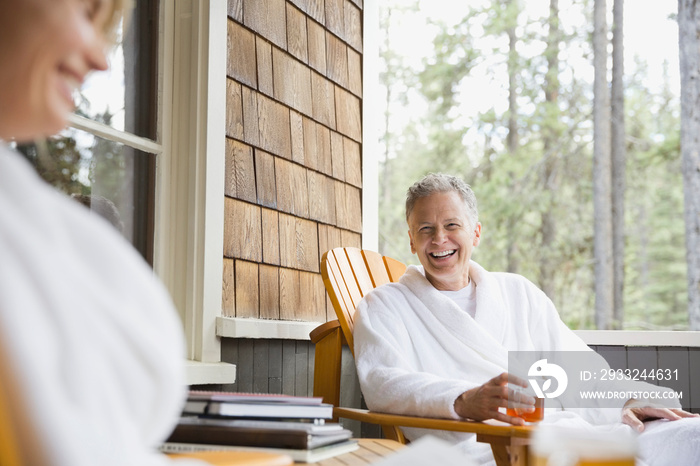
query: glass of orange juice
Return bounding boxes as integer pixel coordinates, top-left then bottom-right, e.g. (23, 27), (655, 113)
(506, 383), (544, 422)
(507, 396), (544, 422)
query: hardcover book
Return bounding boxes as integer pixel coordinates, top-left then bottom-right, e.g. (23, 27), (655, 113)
(167, 417), (352, 450)
(160, 440), (360, 463)
(183, 390), (333, 420)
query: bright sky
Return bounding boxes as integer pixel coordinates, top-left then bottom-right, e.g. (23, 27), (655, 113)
(79, 36), (126, 131)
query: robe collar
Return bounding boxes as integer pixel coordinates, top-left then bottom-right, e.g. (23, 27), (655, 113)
(399, 261), (510, 368)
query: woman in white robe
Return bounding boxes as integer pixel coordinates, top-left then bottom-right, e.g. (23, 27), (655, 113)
(354, 173), (700, 465)
(0, 1), (206, 464)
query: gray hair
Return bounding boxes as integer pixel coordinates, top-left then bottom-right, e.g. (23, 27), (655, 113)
(405, 173), (478, 227)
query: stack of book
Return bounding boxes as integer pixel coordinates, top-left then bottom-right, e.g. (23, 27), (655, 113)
(160, 391), (357, 463)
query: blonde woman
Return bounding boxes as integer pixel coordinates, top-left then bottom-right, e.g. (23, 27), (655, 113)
(0, 2), (202, 464)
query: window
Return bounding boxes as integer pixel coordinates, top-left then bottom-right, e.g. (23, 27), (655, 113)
(15, 1), (232, 376)
(17, 0), (159, 263)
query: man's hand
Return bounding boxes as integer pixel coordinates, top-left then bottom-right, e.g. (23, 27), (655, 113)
(454, 372), (535, 426)
(622, 399), (700, 432)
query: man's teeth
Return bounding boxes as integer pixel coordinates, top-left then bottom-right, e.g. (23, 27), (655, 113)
(431, 250), (455, 258)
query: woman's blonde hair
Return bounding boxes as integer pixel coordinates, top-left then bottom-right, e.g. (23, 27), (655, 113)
(102, 0), (131, 46)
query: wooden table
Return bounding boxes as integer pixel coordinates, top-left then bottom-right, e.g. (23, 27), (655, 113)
(309, 439), (404, 465)
(334, 408), (535, 466)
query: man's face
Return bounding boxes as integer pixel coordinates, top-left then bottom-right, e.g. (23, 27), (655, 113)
(407, 191), (481, 291)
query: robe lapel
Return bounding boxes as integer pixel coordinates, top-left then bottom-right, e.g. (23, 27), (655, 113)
(469, 261), (509, 346)
(399, 265), (509, 368)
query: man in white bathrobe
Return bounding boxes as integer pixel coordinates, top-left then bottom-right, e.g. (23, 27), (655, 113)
(353, 173), (700, 465)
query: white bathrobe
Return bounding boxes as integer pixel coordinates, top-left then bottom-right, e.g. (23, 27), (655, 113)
(354, 262), (696, 465)
(0, 145), (204, 465)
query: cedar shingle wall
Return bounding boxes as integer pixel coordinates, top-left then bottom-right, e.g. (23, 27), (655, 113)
(223, 0), (363, 322)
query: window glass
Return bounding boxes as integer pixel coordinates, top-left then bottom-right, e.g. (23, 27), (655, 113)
(76, 34), (127, 132)
(76, 1), (158, 140)
(16, 0), (159, 263)
(15, 129), (155, 262)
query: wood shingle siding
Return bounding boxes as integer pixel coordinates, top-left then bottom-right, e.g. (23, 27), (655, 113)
(334, 86), (361, 141)
(235, 260), (260, 318)
(244, 0), (288, 50)
(307, 19), (327, 74)
(261, 208), (281, 264)
(213, 0), (367, 425)
(222, 0), (364, 359)
(286, 3), (309, 63)
(254, 150), (277, 208)
(227, 21), (257, 87)
(224, 198), (262, 262)
(225, 138), (256, 203)
(260, 264), (281, 319)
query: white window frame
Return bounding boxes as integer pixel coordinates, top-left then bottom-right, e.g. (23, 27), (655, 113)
(363, 0), (380, 252)
(73, 1), (234, 384)
(154, 0), (235, 383)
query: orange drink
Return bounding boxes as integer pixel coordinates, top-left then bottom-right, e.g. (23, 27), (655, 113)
(507, 396), (544, 422)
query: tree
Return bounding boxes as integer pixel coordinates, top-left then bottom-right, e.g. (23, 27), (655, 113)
(611, 0), (625, 329)
(678, 0), (700, 330)
(539, 0), (561, 300)
(16, 137), (86, 194)
(592, 0), (614, 329)
(505, 0), (519, 155)
(504, 0), (522, 275)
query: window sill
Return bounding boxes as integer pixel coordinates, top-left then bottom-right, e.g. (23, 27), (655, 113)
(215, 317), (323, 340)
(185, 360), (237, 385)
(575, 330), (700, 347)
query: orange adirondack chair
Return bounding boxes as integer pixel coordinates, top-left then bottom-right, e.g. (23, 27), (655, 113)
(310, 247), (533, 466)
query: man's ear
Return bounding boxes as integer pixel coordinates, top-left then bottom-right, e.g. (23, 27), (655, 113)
(408, 229), (416, 254)
(473, 222), (482, 246)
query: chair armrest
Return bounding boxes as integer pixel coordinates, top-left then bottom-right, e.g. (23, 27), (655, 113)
(334, 407), (533, 466)
(310, 321), (345, 408)
(333, 407), (533, 438)
(309, 320), (342, 344)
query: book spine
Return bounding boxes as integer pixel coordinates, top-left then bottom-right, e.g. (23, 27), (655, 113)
(208, 402), (333, 419)
(160, 443), (305, 462)
(167, 425), (312, 449)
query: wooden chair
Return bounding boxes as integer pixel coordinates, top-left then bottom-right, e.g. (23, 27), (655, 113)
(310, 247), (534, 466)
(0, 338), (47, 466)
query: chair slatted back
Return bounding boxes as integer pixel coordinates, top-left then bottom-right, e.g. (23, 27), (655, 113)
(320, 247), (407, 355)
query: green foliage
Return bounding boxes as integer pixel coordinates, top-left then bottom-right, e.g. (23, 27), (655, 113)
(622, 70), (686, 329)
(378, 1), (687, 330)
(15, 109), (128, 234)
(17, 137), (86, 195)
